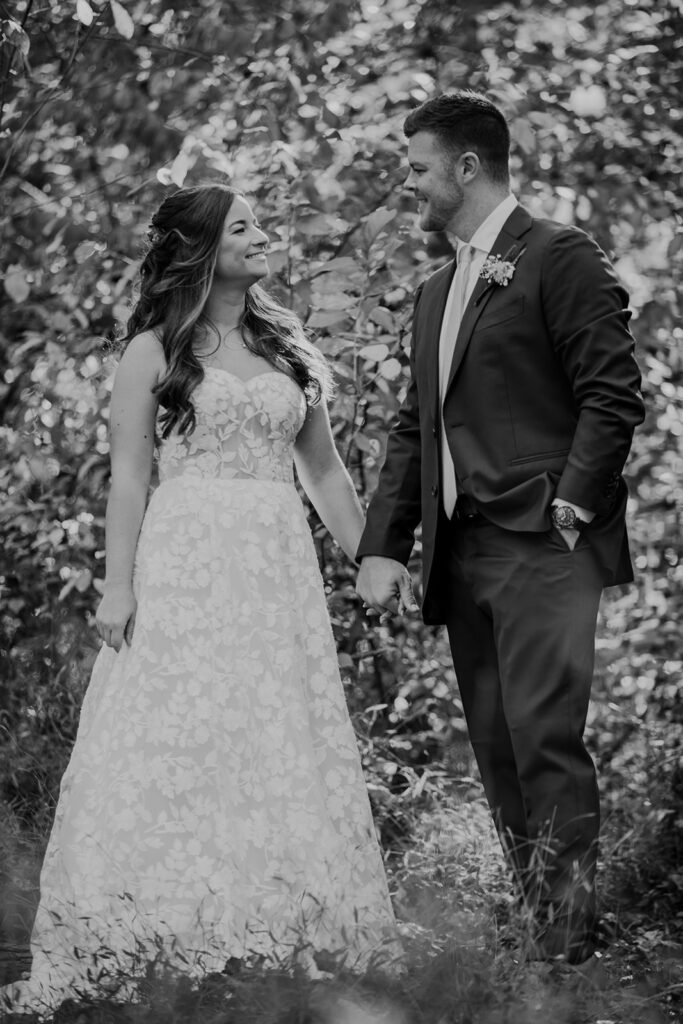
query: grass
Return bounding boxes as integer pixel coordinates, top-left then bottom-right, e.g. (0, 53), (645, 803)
(1, 780), (681, 1024)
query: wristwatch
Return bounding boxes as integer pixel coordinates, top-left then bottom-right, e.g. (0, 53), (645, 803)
(551, 505), (588, 532)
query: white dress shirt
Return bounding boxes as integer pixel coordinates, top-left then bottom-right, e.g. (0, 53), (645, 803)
(452, 192), (520, 308)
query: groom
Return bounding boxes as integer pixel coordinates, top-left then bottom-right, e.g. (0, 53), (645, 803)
(356, 91), (644, 964)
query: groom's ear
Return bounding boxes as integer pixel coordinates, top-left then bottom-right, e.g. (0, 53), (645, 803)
(458, 151), (481, 183)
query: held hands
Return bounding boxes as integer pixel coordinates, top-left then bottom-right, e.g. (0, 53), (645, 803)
(356, 556), (419, 618)
(95, 583), (137, 652)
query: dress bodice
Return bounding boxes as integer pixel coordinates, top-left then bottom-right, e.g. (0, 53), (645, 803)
(157, 368), (307, 484)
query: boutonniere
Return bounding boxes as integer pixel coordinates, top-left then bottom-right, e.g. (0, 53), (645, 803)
(475, 245), (526, 305)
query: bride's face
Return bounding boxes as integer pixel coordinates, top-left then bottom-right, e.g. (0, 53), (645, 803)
(214, 196), (270, 284)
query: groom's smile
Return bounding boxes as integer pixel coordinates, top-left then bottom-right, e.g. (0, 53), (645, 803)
(405, 130), (466, 234)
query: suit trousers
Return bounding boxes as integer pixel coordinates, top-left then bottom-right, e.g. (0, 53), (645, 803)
(441, 515), (604, 962)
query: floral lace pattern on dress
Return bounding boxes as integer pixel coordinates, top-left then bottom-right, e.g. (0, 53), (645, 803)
(7, 370), (397, 1014)
(158, 368), (306, 483)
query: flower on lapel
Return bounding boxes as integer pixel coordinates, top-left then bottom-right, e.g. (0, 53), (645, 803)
(473, 245), (527, 307)
(480, 251), (522, 287)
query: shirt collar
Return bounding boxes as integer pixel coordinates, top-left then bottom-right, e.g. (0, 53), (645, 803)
(456, 193), (518, 257)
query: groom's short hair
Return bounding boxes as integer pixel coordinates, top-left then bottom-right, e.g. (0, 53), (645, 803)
(404, 91), (510, 185)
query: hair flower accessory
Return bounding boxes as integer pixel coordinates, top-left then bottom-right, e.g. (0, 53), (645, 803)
(146, 224), (162, 245)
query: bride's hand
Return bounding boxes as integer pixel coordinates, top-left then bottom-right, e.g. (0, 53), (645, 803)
(95, 584), (137, 652)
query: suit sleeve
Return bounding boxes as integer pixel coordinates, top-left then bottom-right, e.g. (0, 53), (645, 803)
(541, 227), (645, 513)
(356, 284), (425, 563)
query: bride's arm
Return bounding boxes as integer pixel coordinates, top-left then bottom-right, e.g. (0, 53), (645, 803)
(95, 332), (163, 651)
(293, 401), (365, 563)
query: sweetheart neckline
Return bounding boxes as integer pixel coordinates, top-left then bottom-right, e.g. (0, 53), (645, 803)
(201, 366), (294, 388)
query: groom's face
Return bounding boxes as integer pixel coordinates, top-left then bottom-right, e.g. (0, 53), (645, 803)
(405, 131), (465, 234)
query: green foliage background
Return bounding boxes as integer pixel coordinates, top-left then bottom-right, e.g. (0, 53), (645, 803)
(1, 0), (682, 974)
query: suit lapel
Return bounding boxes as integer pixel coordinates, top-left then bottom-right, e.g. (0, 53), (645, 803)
(444, 205), (533, 396)
(424, 258), (456, 427)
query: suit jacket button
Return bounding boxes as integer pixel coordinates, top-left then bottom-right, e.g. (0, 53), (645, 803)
(432, 426), (437, 436)
(431, 485), (438, 497)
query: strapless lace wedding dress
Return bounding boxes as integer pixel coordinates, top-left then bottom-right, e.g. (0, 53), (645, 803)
(5, 368), (397, 1014)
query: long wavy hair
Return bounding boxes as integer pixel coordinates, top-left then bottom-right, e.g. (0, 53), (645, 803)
(122, 183), (333, 438)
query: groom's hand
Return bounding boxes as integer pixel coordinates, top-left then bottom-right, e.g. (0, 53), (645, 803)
(356, 556), (418, 616)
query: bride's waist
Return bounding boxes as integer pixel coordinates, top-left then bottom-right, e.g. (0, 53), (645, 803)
(157, 472), (295, 488)
(142, 475), (304, 526)
(157, 446), (295, 482)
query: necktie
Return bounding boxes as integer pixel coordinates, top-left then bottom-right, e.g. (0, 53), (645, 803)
(439, 243), (473, 518)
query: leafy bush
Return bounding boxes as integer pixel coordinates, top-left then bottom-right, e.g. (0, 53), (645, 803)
(1, 0), (681, 1017)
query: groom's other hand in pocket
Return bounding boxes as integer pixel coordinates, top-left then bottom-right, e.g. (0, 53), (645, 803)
(356, 555), (419, 617)
(557, 527), (580, 551)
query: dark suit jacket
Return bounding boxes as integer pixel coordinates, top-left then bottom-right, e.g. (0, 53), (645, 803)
(357, 204), (645, 624)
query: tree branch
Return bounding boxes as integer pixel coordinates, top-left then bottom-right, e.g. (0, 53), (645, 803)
(0, 4), (105, 181)
(0, 0), (34, 130)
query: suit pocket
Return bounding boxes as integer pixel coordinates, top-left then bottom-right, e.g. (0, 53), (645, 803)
(476, 295), (525, 331)
(545, 527), (587, 553)
(509, 448), (570, 466)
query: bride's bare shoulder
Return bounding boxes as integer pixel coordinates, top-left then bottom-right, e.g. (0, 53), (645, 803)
(119, 330), (167, 381)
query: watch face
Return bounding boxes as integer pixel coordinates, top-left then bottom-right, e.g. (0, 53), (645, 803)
(554, 506), (575, 528)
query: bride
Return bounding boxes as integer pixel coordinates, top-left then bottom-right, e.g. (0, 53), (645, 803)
(5, 183), (401, 1013)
